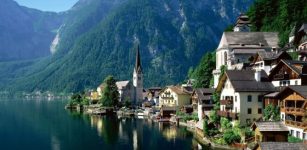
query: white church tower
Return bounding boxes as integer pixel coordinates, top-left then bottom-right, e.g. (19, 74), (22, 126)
(133, 45), (143, 104)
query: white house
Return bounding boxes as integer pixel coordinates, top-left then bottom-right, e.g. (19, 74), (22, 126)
(216, 70), (275, 126)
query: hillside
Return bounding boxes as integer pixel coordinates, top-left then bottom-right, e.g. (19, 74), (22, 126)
(1, 0), (254, 93)
(0, 0), (64, 61)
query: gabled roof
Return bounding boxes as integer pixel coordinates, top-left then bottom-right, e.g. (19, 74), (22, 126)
(135, 45), (142, 73)
(116, 81), (130, 90)
(217, 70), (275, 92)
(160, 86), (191, 95)
(259, 142), (307, 150)
(252, 51), (291, 64)
(277, 86), (307, 99)
(193, 88), (215, 102)
(217, 32), (279, 50)
(299, 23), (307, 33)
(269, 60), (307, 79)
(251, 121), (288, 132)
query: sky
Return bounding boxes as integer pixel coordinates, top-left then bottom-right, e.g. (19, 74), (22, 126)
(14, 0), (79, 12)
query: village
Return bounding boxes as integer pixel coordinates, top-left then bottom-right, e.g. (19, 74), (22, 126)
(67, 14), (307, 150)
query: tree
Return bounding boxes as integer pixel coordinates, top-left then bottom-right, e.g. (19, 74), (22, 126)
(100, 76), (119, 107)
(263, 104), (280, 121)
(220, 117), (232, 132)
(203, 119), (209, 136)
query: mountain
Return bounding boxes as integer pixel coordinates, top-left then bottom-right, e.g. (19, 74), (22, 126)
(0, 0), (64, 62)
(1, 0), (254, 93)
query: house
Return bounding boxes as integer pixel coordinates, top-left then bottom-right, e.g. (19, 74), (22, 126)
(191, 88), (215, 121)
(268, 60), (307, 87)
(233, 13), (251, 32)
(251, 51), (292, 75)
(116, 81), (134, 102)
(293, 23), (307, 61)
(159, 86), (192, 108)
(160, 106), (176, 118)
(97, 84), (105, 97)
(133, 45), (144, 104)
(276, 86), (307, 140)
(144, 87), (162, 105)
(216, 70), (275, 125)
(251, 121), (289, 143)
(256, 142), (307, 150)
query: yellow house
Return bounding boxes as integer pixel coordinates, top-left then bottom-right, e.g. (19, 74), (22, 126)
(159, 86), (192, 108)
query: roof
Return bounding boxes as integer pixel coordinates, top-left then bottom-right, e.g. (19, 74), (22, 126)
(218, 70), (275, 92)
(277, 86), (307, 99)
(235, 14), (251, 26)
(168, 86), (191, 95)
(193, 88), (215, 102)
(259, 142), (307, 150)
(264, 92), (280, 98)
(116, 81), (130, 90)
(217, 32), (279, 50)
(252, 121), (288, 132)
(135, 45), (142, 73)
(299, 23), (307, 33)
(269, 60), (307, 77)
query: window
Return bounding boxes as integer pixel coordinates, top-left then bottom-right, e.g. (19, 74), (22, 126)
(258, 108), (262, 114)
(248, 95), (252, 102)
(296, 131), (300, 138)
(303, 133), (307, 140)
(291, 130), (294, 136)
(224, 51), (227, 65)
(281, 114), (285, 121)
(295, 80), (298, 85)
(248, 108), (252, 114)
(235, 96), (237, 102)
(235, 107), (237, 113)
(258, 95), (263, 102)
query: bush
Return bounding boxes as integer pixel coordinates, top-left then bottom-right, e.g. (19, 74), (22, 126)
(223, 130), (241, 144)
(288, 136), (303, 143)
(220, 117), (232, 132)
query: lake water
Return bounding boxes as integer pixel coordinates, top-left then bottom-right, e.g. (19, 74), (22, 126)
(0, 99), (206, 150)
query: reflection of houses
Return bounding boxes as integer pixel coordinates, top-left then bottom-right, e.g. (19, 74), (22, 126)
(268, 60), (307, 87)
(191, 88), (215, 121)
(159, 86), (192, 108)
(251, 51), (291, 75)
(251, 121), (288, 143)
(216, 70), (275, 125)
(213, 14), (279, 88)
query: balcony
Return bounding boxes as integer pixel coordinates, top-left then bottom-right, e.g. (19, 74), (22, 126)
(220, 99), (233, 105)
(285, 120), (307, 129)
(273, 74), (289, 80)
(284, 107), (306, 116)
(217, 110), (238, 119)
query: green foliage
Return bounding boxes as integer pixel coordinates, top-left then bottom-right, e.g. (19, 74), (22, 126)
(203, 119), (209, 136)
(289, 52), (299, 60)
(223, 130), (241, 144)
(263, 104), (280, 121)
(100, 76), (119, 107)
(288, 136), (303, 143)
(220, 117), (232, 132)
(247, 0), (307, 47)
(177, 111), (198, 122)
(189, 52), (216, 88)
(209, 110), (220, 124)
(212, 92), (221, 110)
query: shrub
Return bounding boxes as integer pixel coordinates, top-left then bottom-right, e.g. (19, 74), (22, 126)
(223, 130), (241, 144)
(288, 136), (303, 143)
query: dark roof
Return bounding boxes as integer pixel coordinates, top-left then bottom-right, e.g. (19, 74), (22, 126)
(257, 51), (289, 60)
(282, 60), (307, 75)
(194, 88), (215, 102)
(277, 86), (307, 99)
(135, 45), (142, 73)
(225, 70), (275, 92)
(252, 121), (288, 132)
(259, 142), (307, 150)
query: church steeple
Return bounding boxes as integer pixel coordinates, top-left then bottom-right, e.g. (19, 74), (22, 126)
(135, 45), (142, 73)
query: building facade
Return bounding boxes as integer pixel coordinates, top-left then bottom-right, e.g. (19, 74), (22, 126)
(133, 46), (144, 104)
(159, 86), (191, 108)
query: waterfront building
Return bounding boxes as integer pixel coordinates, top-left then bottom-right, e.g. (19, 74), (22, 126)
(116, 81), (134, 102)
(144, 87), (162, 105)
(251, 121), (289, 143)
(216, 70), (275, 126)
(191, 88), (215, 121)
(213, 14), (279, 88)
(256, 142), (307, 150)
(159, 86), (192, 108)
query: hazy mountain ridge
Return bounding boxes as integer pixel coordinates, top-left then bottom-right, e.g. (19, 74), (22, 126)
(1, 0), (254, 93)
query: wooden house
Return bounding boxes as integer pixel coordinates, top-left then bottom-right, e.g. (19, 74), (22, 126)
(251, 121), (289, 143)
(191, 88), (215, 121)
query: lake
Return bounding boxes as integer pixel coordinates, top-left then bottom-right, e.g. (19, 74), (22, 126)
(0, 98), (206, 150)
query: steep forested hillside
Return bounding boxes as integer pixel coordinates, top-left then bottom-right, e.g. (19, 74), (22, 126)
(0, 0), (64, 61)
(247, 0), (307, 46)
(1, 0), (254, 93)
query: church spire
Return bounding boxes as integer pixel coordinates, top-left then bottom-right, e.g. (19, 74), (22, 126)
(135, 45), (142, 73)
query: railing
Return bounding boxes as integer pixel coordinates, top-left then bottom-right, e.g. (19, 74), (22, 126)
(273, 74), (289, 80)
(284, 107), (306, 116)
(285, 120), (307, 129)
(217, 110), (238, 119)
(220, 99), (233, 105)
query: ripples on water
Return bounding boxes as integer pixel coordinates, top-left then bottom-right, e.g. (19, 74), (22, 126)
(0, 99), (207, 150)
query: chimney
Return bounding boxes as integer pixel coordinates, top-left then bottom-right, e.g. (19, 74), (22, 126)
(255, 69), (261, 82)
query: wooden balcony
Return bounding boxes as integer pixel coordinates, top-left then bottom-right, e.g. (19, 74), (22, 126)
(273, 74), (289, 80)
(284, 107), (306, 116)
(285, 120), (307, 129)
(220, 99), (233, 105)
(217, 110), (238, 119)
